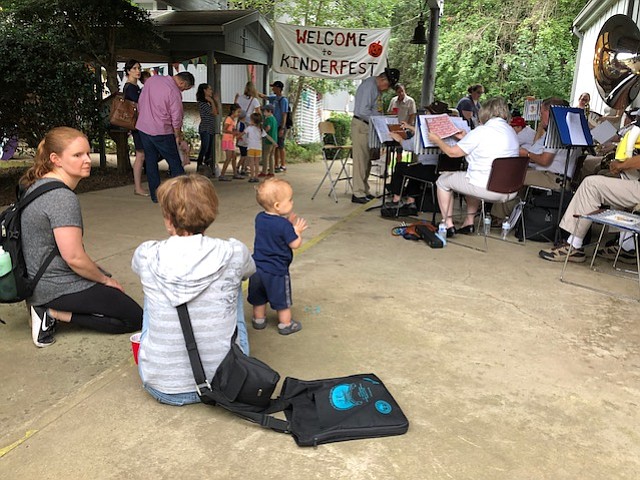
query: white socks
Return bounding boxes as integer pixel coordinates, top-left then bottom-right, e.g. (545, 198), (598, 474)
(567, 235), (583, 249)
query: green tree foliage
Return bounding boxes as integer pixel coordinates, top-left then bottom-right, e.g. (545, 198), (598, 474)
(430, 0), (586, 109)
(0, 0), (161, 167)
(0, 13), (98, 147)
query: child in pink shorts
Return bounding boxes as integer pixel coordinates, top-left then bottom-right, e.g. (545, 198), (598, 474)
(219, 103), (243, 181)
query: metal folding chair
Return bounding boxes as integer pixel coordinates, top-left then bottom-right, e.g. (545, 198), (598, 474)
(560, 210), (640, 301)
(312, 121), (352, 203)
(445, 156), (528, 252)
(395, 155), (467, 222)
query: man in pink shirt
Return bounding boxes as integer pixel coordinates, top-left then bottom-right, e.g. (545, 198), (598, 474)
(137, 72), (195, 202)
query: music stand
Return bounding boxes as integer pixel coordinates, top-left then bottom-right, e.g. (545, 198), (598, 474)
(365, 116), (401, 213)
(544, 105), (594, 245)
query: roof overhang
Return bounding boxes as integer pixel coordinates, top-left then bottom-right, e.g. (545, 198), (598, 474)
(574, 0), (620, 32)
(117, 9), (273, 65)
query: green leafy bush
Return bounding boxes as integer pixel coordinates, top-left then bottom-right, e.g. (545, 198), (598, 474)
(285, 140), (322, 163)
(183, 126), (200, 153)
(327, 113), (351, 146)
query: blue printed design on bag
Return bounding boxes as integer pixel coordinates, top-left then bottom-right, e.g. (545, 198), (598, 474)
(329, 382), (373, 411)
(375, 400), (392, 415)
(362, 377), (380, 385)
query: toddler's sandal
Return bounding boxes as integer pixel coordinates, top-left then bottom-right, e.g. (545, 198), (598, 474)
(278, 319), (302, 335)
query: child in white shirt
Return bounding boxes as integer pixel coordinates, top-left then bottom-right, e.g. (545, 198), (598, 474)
(243, 112), (277, 183)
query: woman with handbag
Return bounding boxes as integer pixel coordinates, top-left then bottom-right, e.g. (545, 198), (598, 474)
(22, 127), (143, 347)
(132, 174), (255, 406)
(123, 59), (148, 196)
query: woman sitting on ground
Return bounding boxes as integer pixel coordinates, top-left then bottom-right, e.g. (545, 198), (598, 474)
(21, 127), (143, 347)
(132, 174), (255, 406)
(428, 97), (519, 237)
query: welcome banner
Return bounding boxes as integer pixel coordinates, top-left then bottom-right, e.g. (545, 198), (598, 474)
(273, 23), (391, 80)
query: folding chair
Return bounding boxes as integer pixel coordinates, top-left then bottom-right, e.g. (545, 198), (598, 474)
(311, 121), (352, 203)
(443, 156), (528, 252)
(560, 209), (640, 301)
(395, 155), (467, 222)
(476, 156), (530, 250)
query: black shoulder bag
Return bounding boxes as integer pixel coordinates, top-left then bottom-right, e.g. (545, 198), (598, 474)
(176, 303), (409, 446)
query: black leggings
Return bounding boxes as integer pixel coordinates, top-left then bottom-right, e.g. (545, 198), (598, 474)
(44, 284), (142, 334)
(389, 163), (438, 196)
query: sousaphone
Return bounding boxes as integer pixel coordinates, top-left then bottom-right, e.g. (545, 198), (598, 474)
(594, 14), (640, 110)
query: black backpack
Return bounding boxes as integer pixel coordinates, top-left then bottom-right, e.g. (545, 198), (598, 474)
(278, 97), (293, 129)
(0, 181), (69, 303)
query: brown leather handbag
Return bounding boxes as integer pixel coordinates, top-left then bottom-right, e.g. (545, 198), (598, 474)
(109, 94), (137, 130)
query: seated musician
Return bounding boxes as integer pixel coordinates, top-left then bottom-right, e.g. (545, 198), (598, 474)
(384, 101), (453, 213)
(539, 156), (640, 263)
(384, 122), (438, 213)
(491, 97), (580, 221)
(428, 97), (519, 237)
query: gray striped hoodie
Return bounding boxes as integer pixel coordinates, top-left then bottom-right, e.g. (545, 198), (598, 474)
(132, 234), (255, 394)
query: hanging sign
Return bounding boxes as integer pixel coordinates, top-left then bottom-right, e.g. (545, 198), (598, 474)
(273, 22), (391, 79)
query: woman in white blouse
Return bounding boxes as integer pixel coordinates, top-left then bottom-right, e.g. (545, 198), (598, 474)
(428, 97), (520, 237)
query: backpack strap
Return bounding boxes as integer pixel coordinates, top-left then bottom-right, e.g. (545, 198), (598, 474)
(176, 303), (290, 433)
(17, 180), (69, 207)
(31, 248), (60, 287)
(18, 181), (70, 284)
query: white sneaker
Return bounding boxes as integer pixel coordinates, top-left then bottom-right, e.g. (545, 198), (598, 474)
(30, 306), (56, 347)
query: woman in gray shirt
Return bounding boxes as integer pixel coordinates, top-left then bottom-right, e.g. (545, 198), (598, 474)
(21, 127), (142, 347)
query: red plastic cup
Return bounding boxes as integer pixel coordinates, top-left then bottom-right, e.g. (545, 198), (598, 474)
(392, 107), (399, 115)
(130, 333), (141, 364)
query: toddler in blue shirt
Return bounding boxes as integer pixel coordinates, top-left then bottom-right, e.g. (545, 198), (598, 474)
(248, 178), (307, 335)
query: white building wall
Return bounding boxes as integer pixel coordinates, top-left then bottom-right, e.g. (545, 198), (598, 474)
(295, 87), (321, 144)
(221, 64), (266, 104)
(321, 91), (354, 118)
(572, 0), (637, 114)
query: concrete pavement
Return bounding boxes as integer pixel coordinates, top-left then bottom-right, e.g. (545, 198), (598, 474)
(1, 162), (639, 479)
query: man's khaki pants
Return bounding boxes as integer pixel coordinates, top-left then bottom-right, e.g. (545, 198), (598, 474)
(351, 117), (372, 198)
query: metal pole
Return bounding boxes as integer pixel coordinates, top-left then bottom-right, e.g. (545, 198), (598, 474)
(96, 64), (107, 168)
(421, 5), (441, 107)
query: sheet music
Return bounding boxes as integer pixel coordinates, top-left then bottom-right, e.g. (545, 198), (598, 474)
(544, 112), (562, 148)
(417, 114), (470, 148)
(590, 120), (618, 144)
(524, 99), (542, 121)
(426, 114), (461, 138)
(545, 106), (594, 147)
(566, 112), (588, 146)
(368, 115), (399, 147)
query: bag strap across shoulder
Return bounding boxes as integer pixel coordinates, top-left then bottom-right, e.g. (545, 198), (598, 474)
(17, 180), (69, 206)
(17, 181), (70, 285)
(175, 303), (290, 433)
(176, 303), (211, 395)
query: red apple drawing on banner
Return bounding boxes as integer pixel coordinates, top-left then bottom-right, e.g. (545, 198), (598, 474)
(368, 41), (383, 58)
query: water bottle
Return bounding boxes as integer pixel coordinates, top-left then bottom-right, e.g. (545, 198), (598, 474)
(438, 220), (447, 246)
(0, 246), (17, 301)
(483, 215), (491, 236)
(501, 217), (511, 240)
(0, 247), (11, 277)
